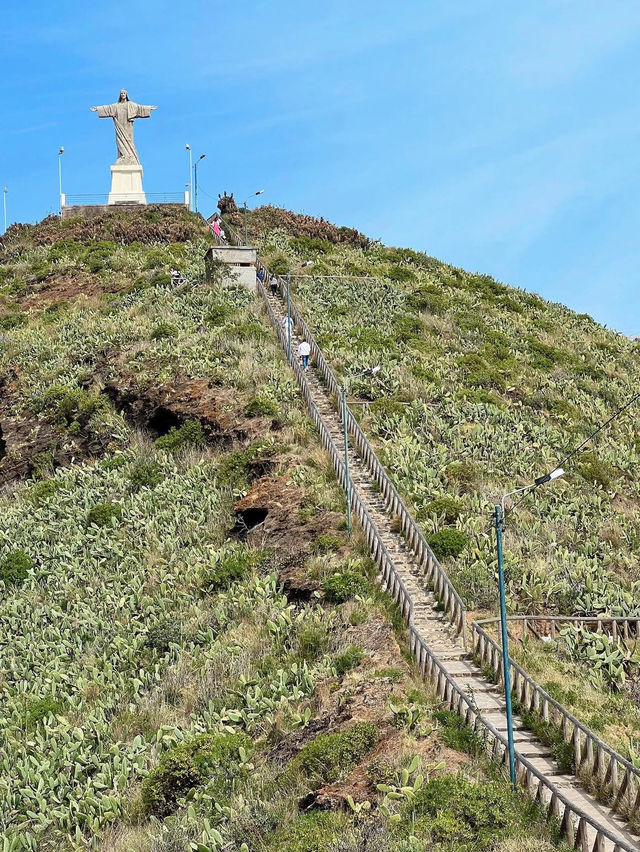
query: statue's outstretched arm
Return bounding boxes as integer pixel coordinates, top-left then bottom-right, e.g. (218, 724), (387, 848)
(90, 105), (114, 117)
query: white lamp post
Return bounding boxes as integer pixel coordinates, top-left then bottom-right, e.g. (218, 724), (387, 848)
(58, 147), (65, 213)
(185, 144), (193, 211)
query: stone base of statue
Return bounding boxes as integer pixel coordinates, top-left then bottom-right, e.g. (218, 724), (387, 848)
(108, 163), (147, 205)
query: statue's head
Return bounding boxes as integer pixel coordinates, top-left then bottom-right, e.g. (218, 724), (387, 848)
(118, 89), (129, 102)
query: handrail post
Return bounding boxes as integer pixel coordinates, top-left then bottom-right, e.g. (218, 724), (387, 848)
(495, 504), (517, 788)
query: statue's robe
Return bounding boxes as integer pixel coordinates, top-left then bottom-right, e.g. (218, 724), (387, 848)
(94, 100), (154, 164)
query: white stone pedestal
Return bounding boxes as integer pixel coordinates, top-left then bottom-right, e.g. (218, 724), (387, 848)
(108, 163), (146, 205)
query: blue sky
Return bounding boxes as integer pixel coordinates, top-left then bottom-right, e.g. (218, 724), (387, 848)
(2, 0), (640, 332)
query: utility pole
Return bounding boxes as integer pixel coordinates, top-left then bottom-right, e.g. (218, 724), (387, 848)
(194, 154), (205, 214)
(494, 504), (516, 788)
(185, 144), (193, 211)
(2, 187), (7, 235)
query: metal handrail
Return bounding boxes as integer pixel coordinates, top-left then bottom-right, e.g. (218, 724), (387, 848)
(473, 619), (640, 825)
(414, 631), (639, 852)
(252, 268), (638, 851)
(212, 221), (640, 848)
(260, 268), (467, 645)
(478, 613), (640, 642)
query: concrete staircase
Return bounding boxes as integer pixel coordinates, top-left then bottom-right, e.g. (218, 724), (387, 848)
(266, 290), (640, 851)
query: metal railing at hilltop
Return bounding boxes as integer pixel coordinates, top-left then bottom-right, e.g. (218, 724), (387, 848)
(63, 192), (187, 206)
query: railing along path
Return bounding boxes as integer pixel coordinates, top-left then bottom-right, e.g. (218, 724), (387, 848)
(475, 617), (640, 826)
(213, 218), (640, 851)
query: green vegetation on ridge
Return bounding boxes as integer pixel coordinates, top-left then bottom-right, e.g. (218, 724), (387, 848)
(0, 208), (570, 852)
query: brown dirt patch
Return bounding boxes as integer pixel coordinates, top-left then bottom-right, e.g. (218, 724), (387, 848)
(21, 272), (122, 309)
(271, 613), (468, 812)
(104, 376), (265, 445)
(233, 475), (344, 574)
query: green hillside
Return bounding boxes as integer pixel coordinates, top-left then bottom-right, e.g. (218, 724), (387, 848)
(252, 207), (640, 621)
(0, 208), (569, 851)
(246, 205), (640, 765)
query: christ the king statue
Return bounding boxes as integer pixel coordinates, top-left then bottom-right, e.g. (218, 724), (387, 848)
(90, 89), (157, 165)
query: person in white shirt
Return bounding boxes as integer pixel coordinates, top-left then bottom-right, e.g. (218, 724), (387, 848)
(282, 315), (294, 335)
(298, 340), (311, 370)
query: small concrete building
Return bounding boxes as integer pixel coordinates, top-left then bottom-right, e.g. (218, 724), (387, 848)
(205, 246), (257, 290)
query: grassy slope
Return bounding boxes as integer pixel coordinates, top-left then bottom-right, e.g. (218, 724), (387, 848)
(251, 206), (640, 764)
(0, 209), (567, 852)
(252, 211), (640, 614)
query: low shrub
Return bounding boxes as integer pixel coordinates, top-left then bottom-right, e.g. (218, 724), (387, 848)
(433, 709), (481, 754)
(155, 419), (205, 452)
(29, 479), (60, 507)
(128, 461), (163, 490)
(444, 461), (480, 492)
(408, 773), (542, 849)
(369, 398), (408, 419)
(293, 722), (377, 784)
(149, 271), (172, 288)
(394, 314), (422, 337)
(310, 533), (343, 555)
(25, 696), (64, 728)
(526, 336), (567, 371)
(262, 812), (343, 852)
(86, 503), (122, 528)
(244, 396), (279, 418)
(0, 312), (26, 330)
(216, 442), (269, 488)
(269, 254), (290, 275)
(150, 322), (177, 341)
(30, 260), (52, 281)
(422, 497), (461, 524)
(296, 626), (329, 662)
(37, 385), (104, 427)
(333, 645), (365, 676)
(30, 450), (55, 480)
(290, 236), (333, 254)
(143, 248), (169, 269)
(577, 451), (615, 489)
(427, 529), (469, 560)
(203, 546), (265, 591)
(411, 363), (441, 384)
(143, 619), (182, 653)
(141, 731), (252, 817)
(101, 455), (127, 471)
(323, 570), (369, 603)
(0, 549), (34, 587)
(206, 303), (232, 326)
(387, 264), (416, 283)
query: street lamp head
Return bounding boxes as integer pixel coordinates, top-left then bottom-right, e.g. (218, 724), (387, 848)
(255, 189), (265, 196)
(370, 365), (381, 375)
(185, 143), (191, 150)
(301, 260), (314, 268)
(198, 154), (206, 161)
(533, 467), (565, 487)
(58, 147), (65, 155)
